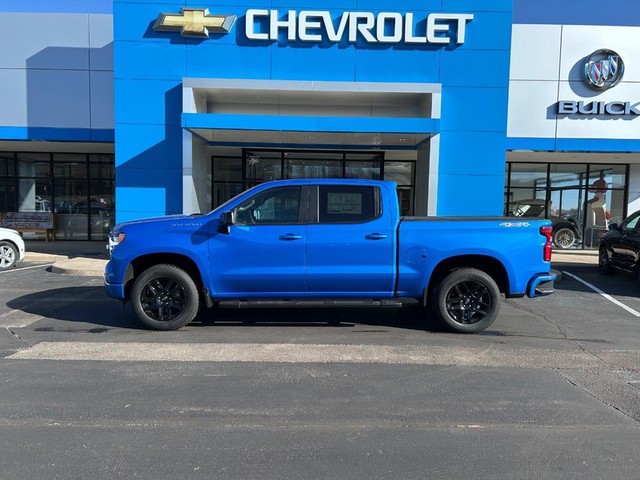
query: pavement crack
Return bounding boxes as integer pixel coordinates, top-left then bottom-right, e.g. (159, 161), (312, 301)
(506, 299), (592, 353)
(556, 368), (640, 424)
(5, 326), (33, 349)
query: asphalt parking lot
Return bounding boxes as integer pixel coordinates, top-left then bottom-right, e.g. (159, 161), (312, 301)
(0, 255), (638, 479)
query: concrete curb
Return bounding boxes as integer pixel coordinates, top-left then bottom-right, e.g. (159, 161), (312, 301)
(50, 258), (108, 276)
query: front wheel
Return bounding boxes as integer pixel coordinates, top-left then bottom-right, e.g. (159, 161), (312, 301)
(598, 246), (614, 275)
(131, 264), (200, 330)
(432, 268), (501, 333)
(0, 241), (18, 271)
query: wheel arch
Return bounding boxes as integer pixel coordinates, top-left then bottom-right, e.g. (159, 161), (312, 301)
(426, 255), (509, 300)
(124, 253), (205, 302)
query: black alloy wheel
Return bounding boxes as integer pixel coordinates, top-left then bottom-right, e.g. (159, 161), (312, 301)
(433, 268), (501, 333)
(598, 245), (614, 275)
(131, 264), (200, 330)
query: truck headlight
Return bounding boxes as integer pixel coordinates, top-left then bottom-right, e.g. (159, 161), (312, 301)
(107, 232), (125, 254)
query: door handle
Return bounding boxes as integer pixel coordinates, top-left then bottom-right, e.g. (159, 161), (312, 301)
(279, 233), (303, 241)
(365, 233), (388, 240)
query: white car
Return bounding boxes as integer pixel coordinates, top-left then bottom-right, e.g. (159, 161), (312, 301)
(0, 228), (26, 270)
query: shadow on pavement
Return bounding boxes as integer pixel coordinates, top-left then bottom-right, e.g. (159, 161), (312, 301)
(555, 263), (640, 297)
(7, 286), (452, 333)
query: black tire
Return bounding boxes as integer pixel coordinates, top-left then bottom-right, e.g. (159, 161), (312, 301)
(432, 268), (501, 333)
(0, 241), (18, 271)
(598, 245), (614, 275)
(553, 227), (576, 249)
(131, 264), (200, 330)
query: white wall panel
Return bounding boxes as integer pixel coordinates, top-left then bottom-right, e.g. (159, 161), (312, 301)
(90, 14), (113, 71)
(91, 71), (114, 129)
(556, 81), (640, 139)
(510, 24), (562, 81)
(26, 70), (90, 128)
(0, 70), (27, 126)
(0, 13), (89, 70)
(507, 80), (559, 138)
(560, 25), (640, 83)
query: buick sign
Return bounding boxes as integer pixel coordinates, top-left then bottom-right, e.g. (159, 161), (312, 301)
(584, 49), (625, 90)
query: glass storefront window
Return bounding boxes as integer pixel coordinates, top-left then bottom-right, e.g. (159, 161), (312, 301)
(0, 151), (114, 240)
(345, 161), (380, 179)
(509, 163), (548, 191)
(384, 162), (414, 186)
(285, 152), (343, 179)
(506, 161), (628, 249)
(246, 152), (281, 183)
(214, 157), (243, 182)
(17, 153), (50, 177)
(212, 150), (414, 216)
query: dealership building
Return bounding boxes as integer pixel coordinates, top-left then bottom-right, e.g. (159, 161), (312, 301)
(0, 0), (638, 248)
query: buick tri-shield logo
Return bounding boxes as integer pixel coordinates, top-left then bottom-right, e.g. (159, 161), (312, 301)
(584, 49), (625, 90)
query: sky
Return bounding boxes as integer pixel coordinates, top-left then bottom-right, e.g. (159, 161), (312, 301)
(0, 0), (638, 26)
(513, 0), (640, 26)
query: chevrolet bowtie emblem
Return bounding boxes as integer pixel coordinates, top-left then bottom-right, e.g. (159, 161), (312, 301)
(153, 8), (236, 38)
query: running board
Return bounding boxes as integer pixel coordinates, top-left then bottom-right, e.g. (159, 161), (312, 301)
(217, 299), (405, 309)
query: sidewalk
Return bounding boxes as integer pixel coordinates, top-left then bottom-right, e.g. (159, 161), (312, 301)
(22, 240), (598, 276)
(24, 240), (109, 276)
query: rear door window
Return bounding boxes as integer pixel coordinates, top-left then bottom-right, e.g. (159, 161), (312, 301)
(318, 186), (379, 223)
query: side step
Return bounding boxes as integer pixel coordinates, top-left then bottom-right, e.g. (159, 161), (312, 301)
(218, 299), (405, 309)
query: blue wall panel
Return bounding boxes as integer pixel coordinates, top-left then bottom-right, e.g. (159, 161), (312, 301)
(438, 132), (507, 176)
(440, 49), (510, 88)
(355, 47), (441, 83)
(115, 79), (182, 126)
(437, 174), (506, 216)
(114, 43), (186, 80)
(440, 87), (509, 132)
(115, 0), (513, 220)
(185, 43), (272, 79)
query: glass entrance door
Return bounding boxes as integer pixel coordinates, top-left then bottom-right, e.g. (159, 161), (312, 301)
(212, 149), (417, 215)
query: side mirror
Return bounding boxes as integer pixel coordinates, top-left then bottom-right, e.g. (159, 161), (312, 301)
(608, 223), (618, 231)
(217, 210), (235, 234)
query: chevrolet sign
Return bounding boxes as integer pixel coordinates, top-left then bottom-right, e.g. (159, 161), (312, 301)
(245, 10), (474, 44)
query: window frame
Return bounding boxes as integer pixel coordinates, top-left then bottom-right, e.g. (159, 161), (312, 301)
(232, 185), (308, 226)
(309, 185), (382, 225)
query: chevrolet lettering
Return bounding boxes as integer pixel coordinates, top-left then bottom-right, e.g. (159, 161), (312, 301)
(245, 10), (474, 44)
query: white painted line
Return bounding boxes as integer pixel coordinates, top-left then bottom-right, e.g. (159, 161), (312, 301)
(561, 270), (640, 318)
(7, 341), (609, 369)
(0, 263), (53, 274)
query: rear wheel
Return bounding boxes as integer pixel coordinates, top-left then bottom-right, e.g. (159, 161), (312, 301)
(598, 246), (614, 275)
(432, 268), (501, 333)
(0, 241), (17, 271)
(131, 264), (200, 330)
(553, 227), (577, 249)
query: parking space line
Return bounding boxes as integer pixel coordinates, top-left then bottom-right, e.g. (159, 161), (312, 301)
(561, 270), (640, 318)
(0, 264), (53, 274)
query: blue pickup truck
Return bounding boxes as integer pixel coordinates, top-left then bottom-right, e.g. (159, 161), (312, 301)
(104, 179), (555, 333)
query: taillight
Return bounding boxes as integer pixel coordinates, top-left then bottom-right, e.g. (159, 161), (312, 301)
(540, 226), (553, 262)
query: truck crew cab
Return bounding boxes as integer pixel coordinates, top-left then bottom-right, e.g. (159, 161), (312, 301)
(104, 179), (555, 333)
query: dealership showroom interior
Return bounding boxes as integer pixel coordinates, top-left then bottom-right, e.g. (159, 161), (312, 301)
(0, 0), (638, 250)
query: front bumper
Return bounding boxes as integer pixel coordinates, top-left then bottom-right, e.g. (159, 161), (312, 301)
(104, 259), (125, 299)
(104, 278), (125, 300)
(527, 273), (556, 298)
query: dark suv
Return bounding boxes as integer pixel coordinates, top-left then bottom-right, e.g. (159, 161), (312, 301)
(599, 210), (640, 275)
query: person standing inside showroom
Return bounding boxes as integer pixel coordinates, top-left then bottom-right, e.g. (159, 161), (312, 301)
(587, 173), (608, 227)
